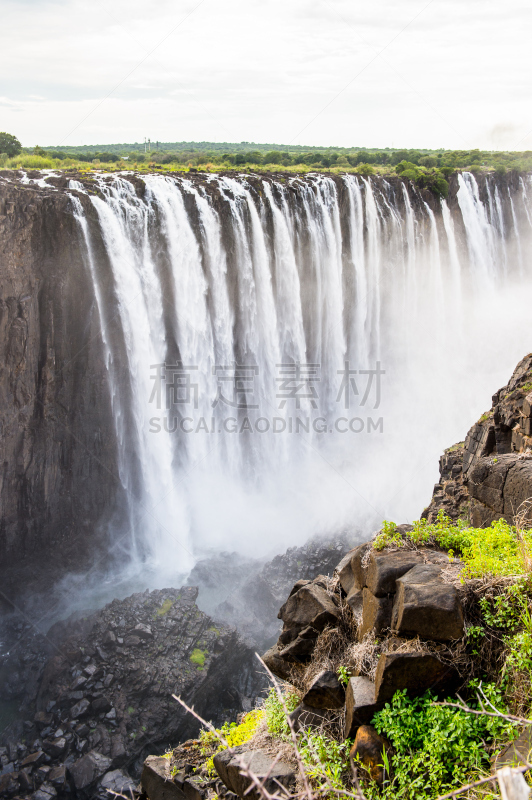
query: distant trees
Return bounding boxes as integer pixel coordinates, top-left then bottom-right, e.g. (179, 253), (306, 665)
(0, 132), (22, 157)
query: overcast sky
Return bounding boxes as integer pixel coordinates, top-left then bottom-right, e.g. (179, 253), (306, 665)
(1, 0), (531, 150)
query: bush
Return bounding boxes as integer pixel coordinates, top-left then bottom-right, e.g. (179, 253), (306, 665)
(263, 687), (300, 738)
(355, 163), (375, 176)
(368, 687), (515, 800)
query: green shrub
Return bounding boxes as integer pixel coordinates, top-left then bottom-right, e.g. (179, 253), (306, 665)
(374, 510), (532, 578)
(263, 687), (300, 738)
(367, 687), (515, 800)
(299, 732), (353, 792)
(355, 163), (375, 176)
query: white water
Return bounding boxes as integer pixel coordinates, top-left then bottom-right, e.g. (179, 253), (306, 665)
(69, 171), (532, 586)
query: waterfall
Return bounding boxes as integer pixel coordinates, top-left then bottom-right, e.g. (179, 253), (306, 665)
(69, 171), (532, 584)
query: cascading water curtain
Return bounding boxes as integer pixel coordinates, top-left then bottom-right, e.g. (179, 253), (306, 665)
(70, 171), (532, 583)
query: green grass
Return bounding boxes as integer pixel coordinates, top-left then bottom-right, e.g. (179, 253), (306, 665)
(373, 510), (532, 578)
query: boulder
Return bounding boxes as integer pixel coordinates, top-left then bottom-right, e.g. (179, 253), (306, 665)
(21, 751), (45, 769)
(70, 698), (90, 719)
(289, 703), (329, 732)
(350, 544), (371, 591)
(132, 623), (153, 639)
(278, 582), (340, 633)
(42, 737), (66, 758)
(100, 768), (137, 794)
(32, 783), (57, 800)
(346, 588), (363, 618)
(212, 746), (248, 793)
(261, 646), (298, 681)
(391, 565), (464, 640)
(336, 549), (357, 595)
(48, 765), (67, 789)
(365, 550), (423, 597)
(68, 750), (112, 792)
(349, 725), (390, 786)
(141, 755), (186, 800)
(374, 652), (457, 704)
(358, 590), (393, 640)
(279, 627), (318, 661)
(215, 749), (295, 800)
(302, 670), (345, 709)
(344, 677), (383, 740)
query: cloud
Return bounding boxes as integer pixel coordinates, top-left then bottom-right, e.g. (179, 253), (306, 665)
(0, 0), (529, 148)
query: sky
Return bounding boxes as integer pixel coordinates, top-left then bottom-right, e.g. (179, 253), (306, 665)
(1, 0), (531, 150)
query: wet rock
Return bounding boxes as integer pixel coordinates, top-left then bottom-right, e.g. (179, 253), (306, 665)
(68, 750), (112, 792)
(32, 783), (57, 800)
(42, 738), (66, 759)
(0, 773), (18, 797)
(100, 768), (136, 794)
(350, 725), (390, 787)
(374, 652), (457, 704)
(33, 712), (53, 729)
(131, 623), (153, 639)
(391, 565), (464, 640)
(48, 765), (66, 789)
(70, 698), (90, 719)
(344, 678), (383, 740)
(21, 751), (45, 769)
(302, 670), (345, 709)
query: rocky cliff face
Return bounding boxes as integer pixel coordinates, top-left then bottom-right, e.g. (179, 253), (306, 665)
(0, 173), (119, 598)
(0, 584), (264, 798)
(424, 353), (532, 526)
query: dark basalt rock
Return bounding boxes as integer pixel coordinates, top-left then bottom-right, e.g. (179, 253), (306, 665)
(69, 750), (112, 793)
(374, 652), (458, 704)
(288, 703), (329, 732)
(0, 585), (264, 799)
(424, 352), (532, 526)
(278, 580), (340, 631)
(365, 550), (423, 597)
(391, 565), (464, 641)
(215, 750), (295, 800)
(302, 670), (345, 710)
(344, 677), (383, 740)
(357, 590), (393, 640)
